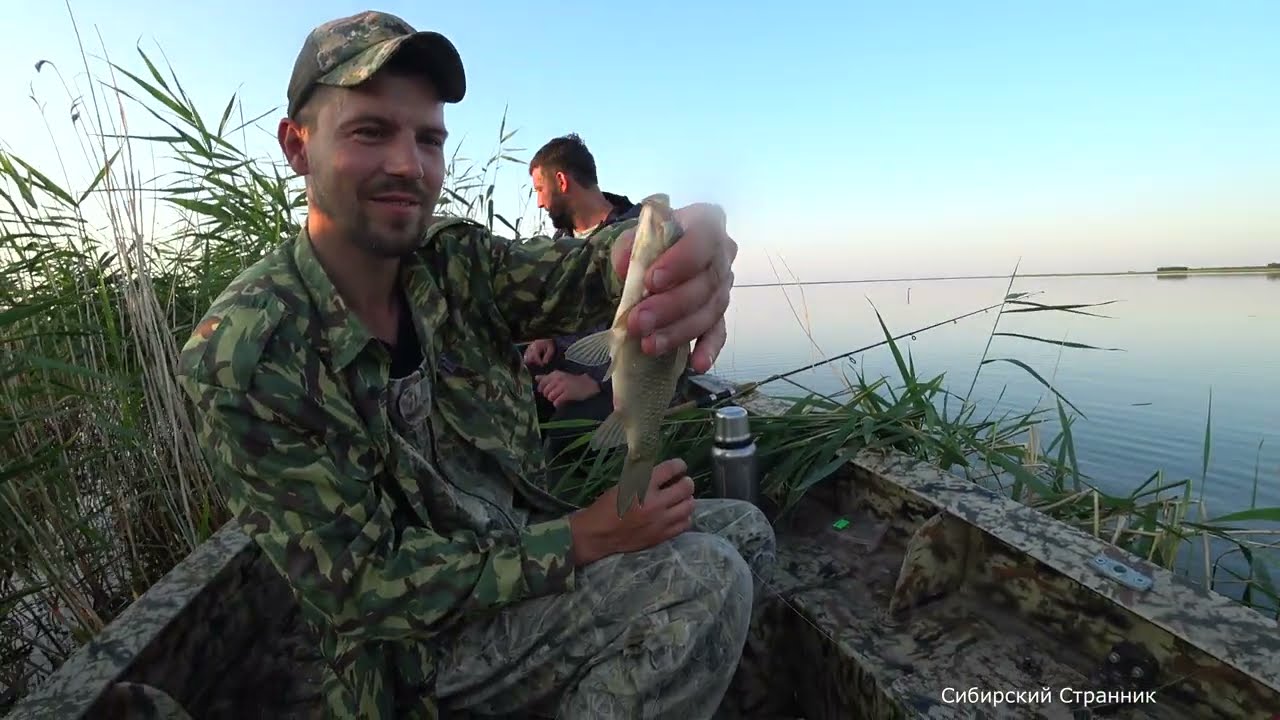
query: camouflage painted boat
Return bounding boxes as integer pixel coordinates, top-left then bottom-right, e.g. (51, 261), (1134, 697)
(6, 374), (1280, 719)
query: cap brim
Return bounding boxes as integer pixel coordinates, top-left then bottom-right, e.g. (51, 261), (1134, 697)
(316, 31), (466, 103)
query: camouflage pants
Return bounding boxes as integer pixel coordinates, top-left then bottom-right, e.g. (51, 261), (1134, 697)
(433, 498), (777, 719)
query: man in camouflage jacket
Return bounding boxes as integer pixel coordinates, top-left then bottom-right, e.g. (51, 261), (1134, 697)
(176, 9), (776, 720)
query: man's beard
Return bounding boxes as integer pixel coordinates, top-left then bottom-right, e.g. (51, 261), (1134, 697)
(313, 176), (435, 258)
(548, 196), (574, 233)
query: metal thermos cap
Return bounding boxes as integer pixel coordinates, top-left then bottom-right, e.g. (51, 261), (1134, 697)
(713, 405), (751, 444)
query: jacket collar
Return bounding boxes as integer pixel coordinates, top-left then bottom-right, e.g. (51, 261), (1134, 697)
(292, 223), (447, 373)
(553, 191), (639, 239)
(293, 225), (375, 371)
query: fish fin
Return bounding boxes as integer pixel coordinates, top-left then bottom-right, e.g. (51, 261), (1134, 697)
(563, 326), (623, 367)
(599, 356), (617, 383)
(615, 455), (655, 517)
(589, 409), (629, 451)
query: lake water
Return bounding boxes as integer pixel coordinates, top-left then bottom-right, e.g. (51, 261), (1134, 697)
(711, 272), (1280, 540)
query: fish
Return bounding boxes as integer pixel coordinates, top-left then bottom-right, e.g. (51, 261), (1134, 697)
(562, 193), (690, 517)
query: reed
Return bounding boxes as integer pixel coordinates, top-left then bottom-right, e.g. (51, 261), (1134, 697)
(1, 9), (1277, 710)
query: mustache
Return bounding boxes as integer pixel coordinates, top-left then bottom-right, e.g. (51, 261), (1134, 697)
(365, 179), (429, 202)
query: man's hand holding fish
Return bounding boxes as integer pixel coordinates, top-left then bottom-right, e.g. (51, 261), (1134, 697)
(607, 202), (736, 373)
(553, 193), (744, 564)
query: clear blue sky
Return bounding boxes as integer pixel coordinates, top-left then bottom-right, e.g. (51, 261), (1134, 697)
(1, 0), (1276, 283)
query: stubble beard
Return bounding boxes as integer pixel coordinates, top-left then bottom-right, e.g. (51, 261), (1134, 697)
(312, 177), (436, 259)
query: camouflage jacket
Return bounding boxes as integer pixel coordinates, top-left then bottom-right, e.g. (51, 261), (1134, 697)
(176, 215), (633, 718)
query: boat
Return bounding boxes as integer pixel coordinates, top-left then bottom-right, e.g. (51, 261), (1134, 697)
(6, 373), (1280, 719)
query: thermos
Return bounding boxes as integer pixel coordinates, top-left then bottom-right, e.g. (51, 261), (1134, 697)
(710, 405), (760, 506)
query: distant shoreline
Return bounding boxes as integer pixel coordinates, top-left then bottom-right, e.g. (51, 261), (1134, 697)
(737, 265), (1280, 288)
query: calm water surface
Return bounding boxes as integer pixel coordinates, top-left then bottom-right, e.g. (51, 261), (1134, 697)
(711, 273), (1280, 520)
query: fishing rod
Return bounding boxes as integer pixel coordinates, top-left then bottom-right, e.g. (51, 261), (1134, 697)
(670, 299), (1007, 414)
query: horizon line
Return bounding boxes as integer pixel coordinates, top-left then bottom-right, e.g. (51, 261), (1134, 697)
(735, 266), (1280, 288)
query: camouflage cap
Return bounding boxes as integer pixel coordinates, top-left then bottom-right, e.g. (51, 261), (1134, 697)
(286, 10), (466, 118)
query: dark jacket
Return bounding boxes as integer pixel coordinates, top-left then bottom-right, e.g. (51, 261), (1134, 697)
(551, 192), (641, 240)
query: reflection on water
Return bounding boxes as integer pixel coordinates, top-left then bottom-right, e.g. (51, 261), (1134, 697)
(712, 273), (1280, 514)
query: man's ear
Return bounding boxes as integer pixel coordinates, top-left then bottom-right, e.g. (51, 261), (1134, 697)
(554, 170), (569, 193)
(277, 117), (310, 176)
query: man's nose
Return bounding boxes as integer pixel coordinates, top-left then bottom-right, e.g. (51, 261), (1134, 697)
(384, 133), (425, 179)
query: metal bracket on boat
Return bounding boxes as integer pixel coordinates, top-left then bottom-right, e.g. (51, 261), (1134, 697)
(1089, 554), (1153, 592)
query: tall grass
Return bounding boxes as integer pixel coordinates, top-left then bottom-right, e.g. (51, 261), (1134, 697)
(2, 13), (1278, 713)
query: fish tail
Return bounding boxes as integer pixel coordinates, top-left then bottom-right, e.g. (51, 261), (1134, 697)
(615, 454), (656, 518)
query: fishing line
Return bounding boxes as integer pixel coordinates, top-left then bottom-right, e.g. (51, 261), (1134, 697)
(711, 299), (1007, 405)
(667, 299), (1007, 417)
(746, 561), (847, 657)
